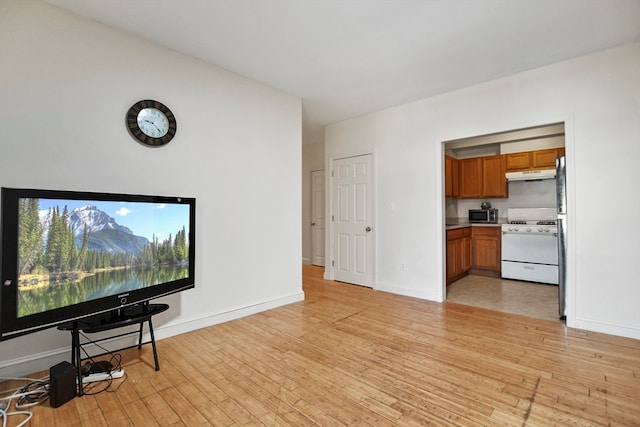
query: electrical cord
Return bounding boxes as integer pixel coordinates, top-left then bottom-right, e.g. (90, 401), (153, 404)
(0, 377), (46, 427)
(0, 407), (33, 427)
(0, 334), (129, 424)
(15, 380), (50, 408)
(78, 331), (127, 395)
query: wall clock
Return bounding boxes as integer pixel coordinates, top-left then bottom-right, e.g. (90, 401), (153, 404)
(126, 99), (177, 147)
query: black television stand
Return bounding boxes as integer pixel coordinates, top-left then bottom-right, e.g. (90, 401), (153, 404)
(57, 302), (169, 396)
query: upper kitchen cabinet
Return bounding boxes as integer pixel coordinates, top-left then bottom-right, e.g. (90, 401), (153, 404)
(459, 157), (482, 198)
(504, 151), (531, 170)
(445, 155), (459, 198)
(532, 147), (564, 168)
(481, 155), (507, 198)
(505, 148), (565, 171)
(459, 155), (507, 198)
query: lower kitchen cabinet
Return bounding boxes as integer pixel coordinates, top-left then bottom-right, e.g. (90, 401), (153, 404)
(471, 226), (502, 277)
(446, 227), (472, 284)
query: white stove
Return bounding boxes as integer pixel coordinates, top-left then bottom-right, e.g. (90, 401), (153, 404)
(501, 208), (559, 285)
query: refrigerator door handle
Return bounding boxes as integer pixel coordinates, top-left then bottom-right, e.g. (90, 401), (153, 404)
(556, 155), (567, 214)
(557, 216), (567, 320)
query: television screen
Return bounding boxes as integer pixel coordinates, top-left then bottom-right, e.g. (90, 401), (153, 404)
(1, 188), (195, 340)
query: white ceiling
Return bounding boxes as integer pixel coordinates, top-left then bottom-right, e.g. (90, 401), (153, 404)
(44, 0), (640, 143)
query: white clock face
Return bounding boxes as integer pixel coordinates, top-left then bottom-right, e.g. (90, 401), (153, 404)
(137, 108), (169, 138)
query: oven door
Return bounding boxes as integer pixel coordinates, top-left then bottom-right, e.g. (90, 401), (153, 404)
(501, 232), (558, 265)
(501, 231), (559, 284)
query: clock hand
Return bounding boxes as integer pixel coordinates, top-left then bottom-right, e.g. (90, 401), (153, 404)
(144, 119), (162, 132)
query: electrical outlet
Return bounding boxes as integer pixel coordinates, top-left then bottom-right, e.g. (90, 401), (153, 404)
(401, 263), (407, 271)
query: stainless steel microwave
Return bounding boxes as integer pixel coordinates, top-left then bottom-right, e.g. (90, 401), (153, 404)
(468, 208), (499, 223)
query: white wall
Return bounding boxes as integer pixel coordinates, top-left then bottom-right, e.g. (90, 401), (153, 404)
(0, 0), (303, 376)
(325, 43), (640, 339)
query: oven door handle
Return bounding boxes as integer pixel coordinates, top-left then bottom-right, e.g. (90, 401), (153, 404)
(502, 231), (558, 237)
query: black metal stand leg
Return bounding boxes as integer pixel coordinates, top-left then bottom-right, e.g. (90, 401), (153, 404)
(147, 318), (160, 371)
(72, 328), (83, 396)
(70, 330), (76, 366)
(137, 322), (144, 349)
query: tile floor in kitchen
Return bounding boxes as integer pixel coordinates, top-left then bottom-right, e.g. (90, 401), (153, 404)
(446, 274), (561, 322)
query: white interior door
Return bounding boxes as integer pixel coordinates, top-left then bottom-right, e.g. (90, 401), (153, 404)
(332, 154), (373, 287)
(311, 170), (325, 266)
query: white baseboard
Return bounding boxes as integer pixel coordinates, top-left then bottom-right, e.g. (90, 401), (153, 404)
(375, 281), (442, 302)
(154, 291), (305, 340)
(0, 347), (71, 379)
(571, 317), (640, 340)
(0, 291), (305, 379)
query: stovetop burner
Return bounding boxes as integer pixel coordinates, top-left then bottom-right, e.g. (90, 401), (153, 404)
(506, 208), (558, 226)
(508, 220), (557, 226)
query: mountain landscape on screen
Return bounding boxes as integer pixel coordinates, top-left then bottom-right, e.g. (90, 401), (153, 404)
(39, 204), (149, 254)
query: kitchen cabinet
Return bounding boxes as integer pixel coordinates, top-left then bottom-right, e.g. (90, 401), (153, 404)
(505, 148), (565, 171)
(471, 226), (501, 277)
(444, 155), (459, 197)
(481, 155), (507, 198)
(458, 155), (507, 198)
(458, 158), (482, 198)
(532, 148), (562, 169)
(504, 151), (531, 171)
(446, 227), (472, 284)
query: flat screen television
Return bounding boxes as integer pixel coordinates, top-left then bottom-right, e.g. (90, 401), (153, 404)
(0, 187), (195, 340)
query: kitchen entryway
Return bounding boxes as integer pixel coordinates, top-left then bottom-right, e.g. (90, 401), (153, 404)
(446, 275), (560, 322)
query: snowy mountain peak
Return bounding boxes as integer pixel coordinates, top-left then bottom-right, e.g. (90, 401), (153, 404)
(69, 205), (133, 237)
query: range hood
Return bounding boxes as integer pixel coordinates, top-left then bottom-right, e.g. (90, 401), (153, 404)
(506, 169), (556, 181)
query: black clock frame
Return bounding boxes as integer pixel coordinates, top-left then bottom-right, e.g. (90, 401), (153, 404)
(126, 99), (177, 147)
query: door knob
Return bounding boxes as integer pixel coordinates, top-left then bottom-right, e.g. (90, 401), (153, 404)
(311, 222), (316, 226)
(365, 226), (372, 232)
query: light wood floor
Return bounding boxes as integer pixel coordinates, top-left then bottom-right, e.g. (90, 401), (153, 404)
(3, 265), (639, 426)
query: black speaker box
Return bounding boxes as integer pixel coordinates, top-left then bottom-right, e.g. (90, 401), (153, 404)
(49, 361), (76, 408)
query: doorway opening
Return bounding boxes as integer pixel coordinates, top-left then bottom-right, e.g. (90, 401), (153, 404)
(443, 122), (566, 322)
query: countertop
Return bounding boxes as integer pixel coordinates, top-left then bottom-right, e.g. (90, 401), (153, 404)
(445, 219), (505, 230)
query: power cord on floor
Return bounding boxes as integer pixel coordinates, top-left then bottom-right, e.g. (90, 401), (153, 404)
(0, 376), (48, 427)
(78, 331), (127, 395)
(0, 345), (127, 425)
(1, 333), (134, 424)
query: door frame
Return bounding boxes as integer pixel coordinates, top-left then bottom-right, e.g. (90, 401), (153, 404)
(325, 150), (376, 286)
(310, 169), (325, 266)
(439, 114), (575, 326)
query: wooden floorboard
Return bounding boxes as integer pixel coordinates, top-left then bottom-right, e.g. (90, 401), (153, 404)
(2, 265), (639, 426)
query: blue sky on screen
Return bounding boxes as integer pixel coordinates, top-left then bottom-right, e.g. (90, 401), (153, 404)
(37, 198), (190, 242)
